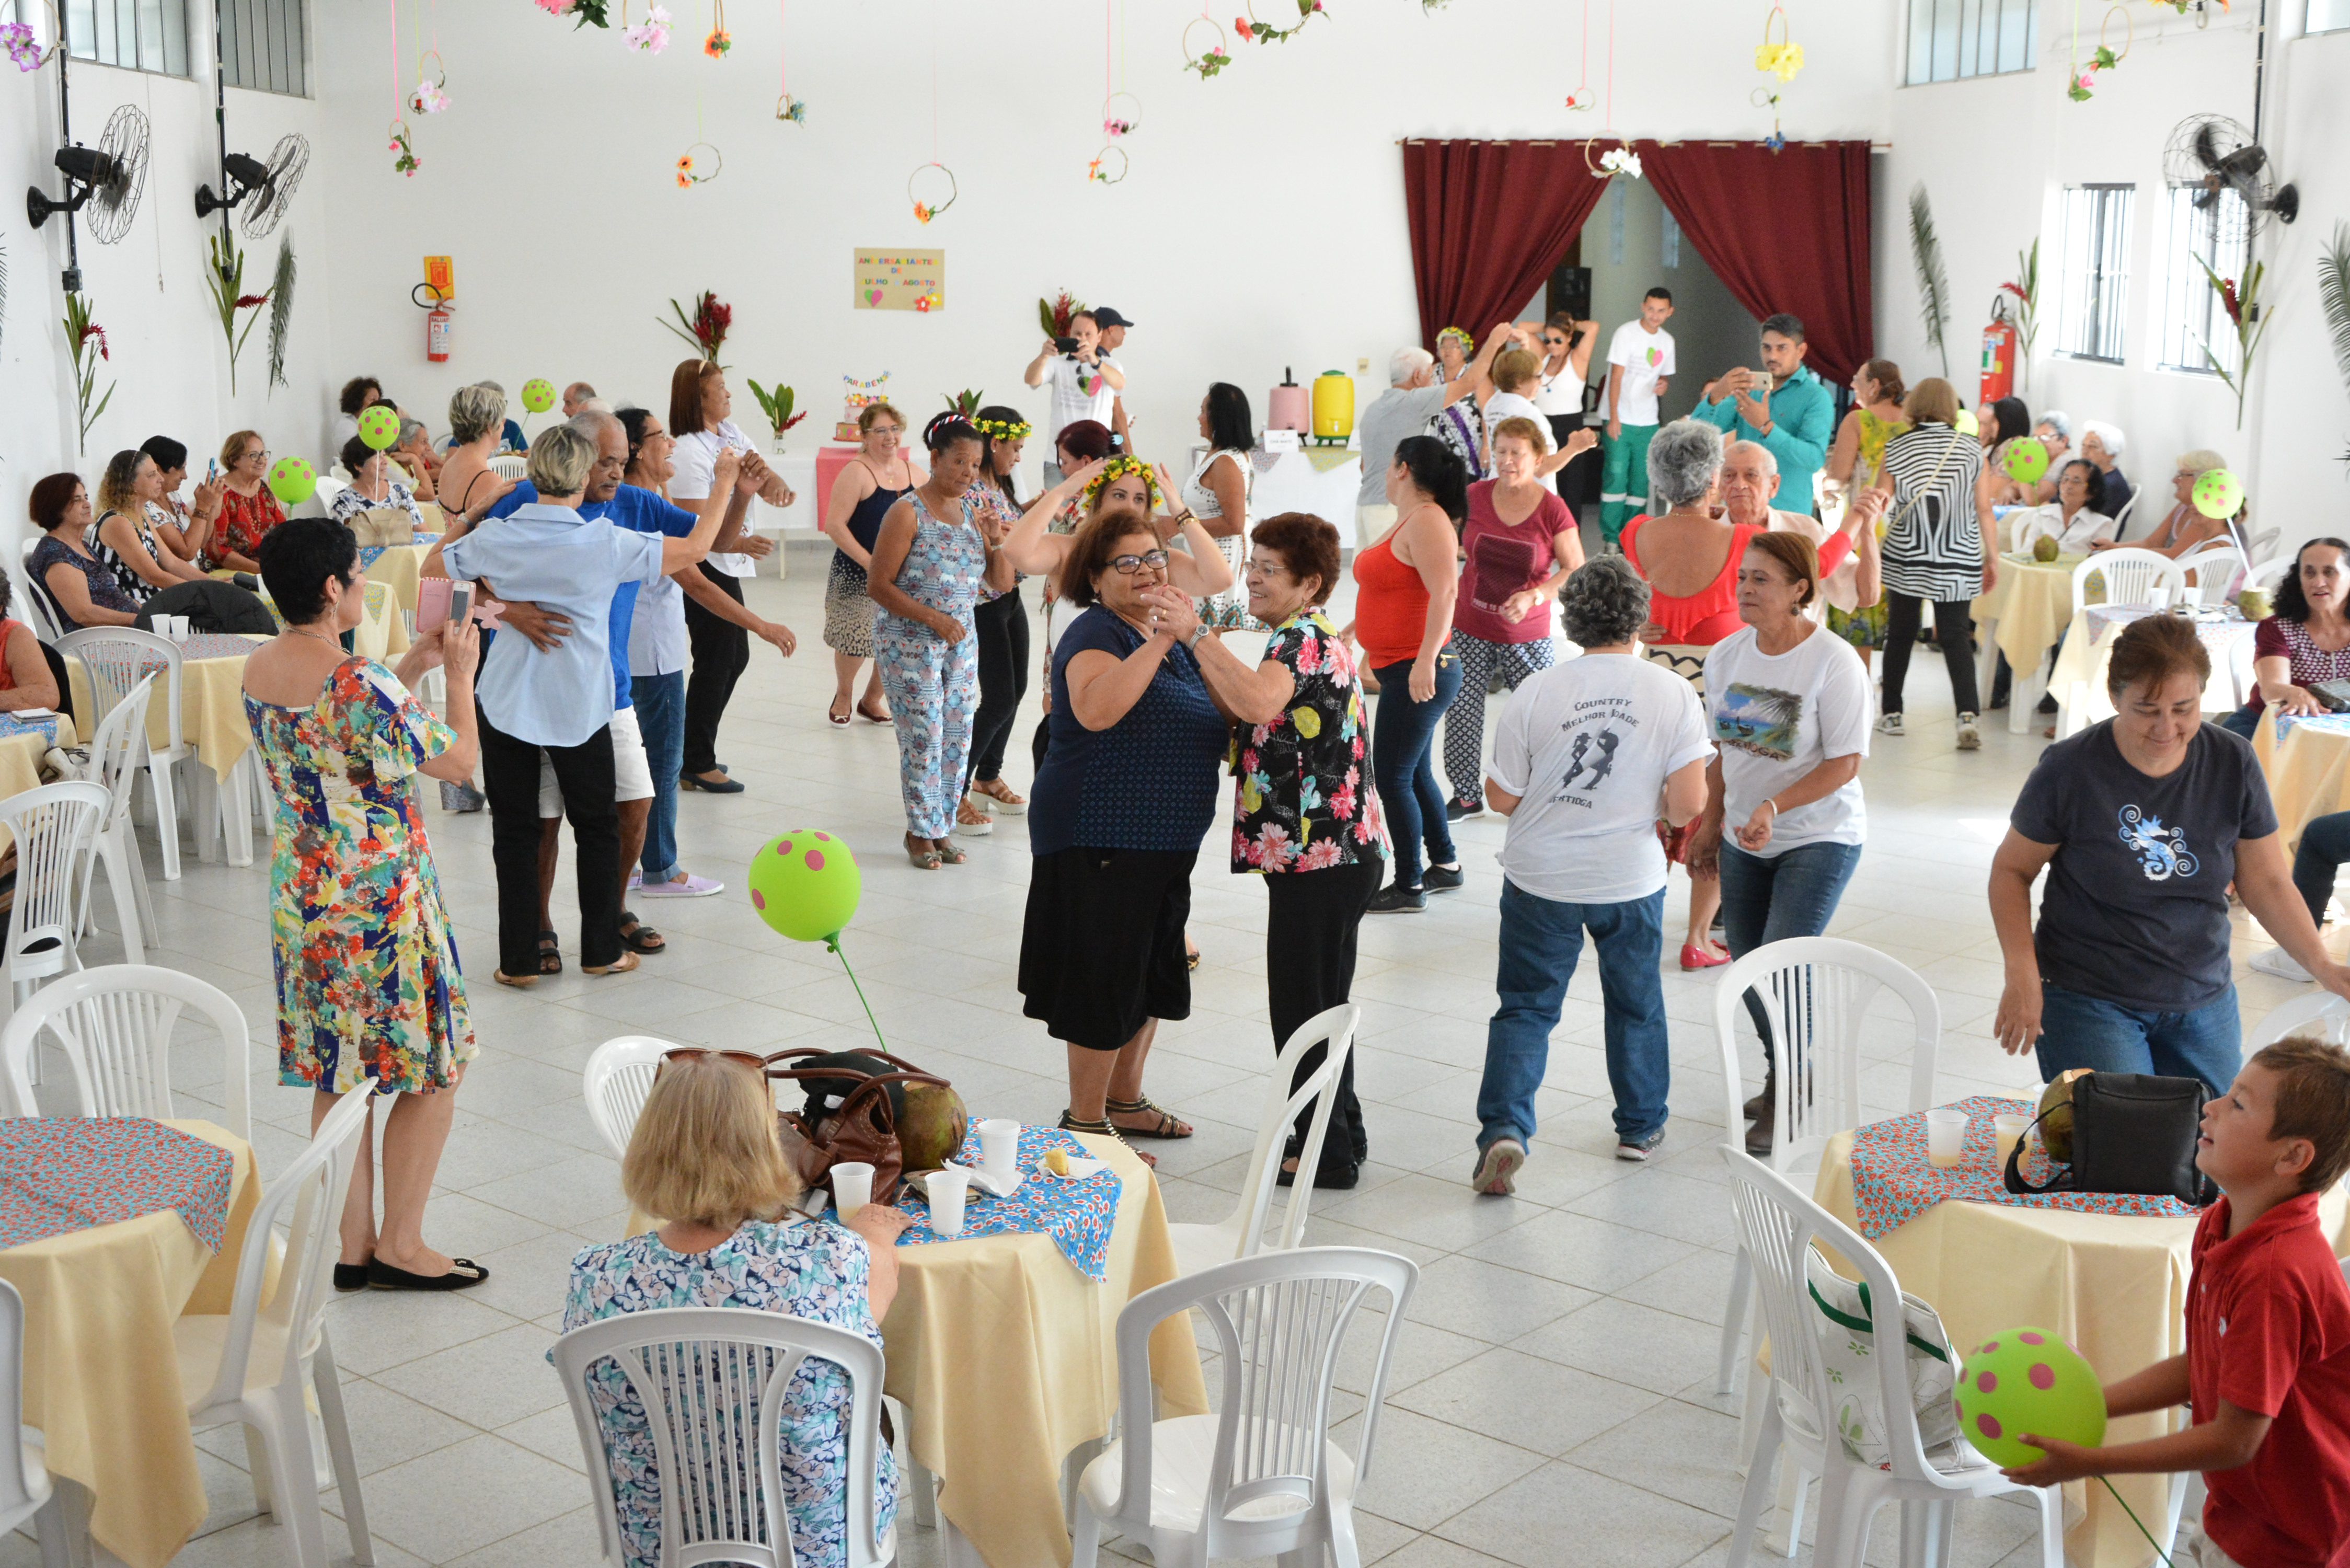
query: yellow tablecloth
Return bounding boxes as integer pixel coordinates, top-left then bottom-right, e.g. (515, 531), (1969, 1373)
(2046, 608), (2252, 737)
(0, 715), (77, 800)
(2253, 709), (2350, 854)
(624, 1134), (1206, 1568)
(365, 543), (430, 617)
(255, 580), (411, 661)
(1817, 1131), (2350, 1568)
(1972, 554), (2088, 670)
(66, 638), (264, 780)
(0, 1118), (259, 1568)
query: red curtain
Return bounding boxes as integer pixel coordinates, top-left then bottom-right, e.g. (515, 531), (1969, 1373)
(1399, 139), (1874, 384)
(1401, 140), (1619, 353)
(1636, 140), (1874, 386)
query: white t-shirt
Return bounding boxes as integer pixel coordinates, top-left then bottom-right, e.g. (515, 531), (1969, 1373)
(671, 420), (755, 578)
(1700, 623), (1872, 856)
(1489, 653), (1714, 904)
(1606, 322), (1677, 426)
(1044, 354), (1120, 445)
(1482, 391), (1552, 453)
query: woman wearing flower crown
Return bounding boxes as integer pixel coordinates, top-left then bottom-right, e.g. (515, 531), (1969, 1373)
(955, 406), (1039, 837)
(999, 455), (1236, 605)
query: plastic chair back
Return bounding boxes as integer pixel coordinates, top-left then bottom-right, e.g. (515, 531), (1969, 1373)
(55, 628), (186, 760)
(2243, 556), (2294, 595)
(488, 454), (529, 481)
(0, 963), (250, 1138)
(2107, 489), (2138, 541)
(0, 1279), (50, 1537)
(1102, 1247), (1415, 1555)
(16, 541), (65, 644)
(2070, 548), (2184, 618)
(188, 1086), (372, 1419)
(2178, 544), (2244, 608)
(2246, 991), (2350, 1053)
(0, 781), (110, 995)
(551, 1306), (894, 1568)
(1713, 937), (1939, 1176)
(1224, 1004), (1358, 1261)
(583, 1035), (677, 1159)
(86, 673), (154, 831)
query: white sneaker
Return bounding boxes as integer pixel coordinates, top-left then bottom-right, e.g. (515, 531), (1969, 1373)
(2253, 948), (2314, 983)
(1955, 713), (1982, 751)
(1874, 712), (1905, 736)
(1470, 1139), (1525, 1196)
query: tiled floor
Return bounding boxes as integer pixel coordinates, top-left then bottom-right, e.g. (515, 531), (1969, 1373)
(8, 552), (2314, 1567)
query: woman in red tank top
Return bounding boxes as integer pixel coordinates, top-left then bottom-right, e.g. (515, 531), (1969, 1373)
(1347, 436), (1469, 909)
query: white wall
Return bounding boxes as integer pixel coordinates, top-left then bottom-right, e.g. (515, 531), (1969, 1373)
(298, 0), (1895, 485)
(0, 28), (331, 546)
(1877, 1), (2350, 555)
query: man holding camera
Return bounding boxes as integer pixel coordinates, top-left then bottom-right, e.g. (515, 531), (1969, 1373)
(1025, 309), (1127, 482)
(1693, 312), (1835, 522)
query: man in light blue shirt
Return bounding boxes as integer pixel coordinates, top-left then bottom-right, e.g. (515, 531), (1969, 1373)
(1693, 312), (1835, 520)
(442, 422), (739, 983)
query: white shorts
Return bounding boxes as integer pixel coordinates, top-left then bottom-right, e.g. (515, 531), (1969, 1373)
(539, 704), (654, 818)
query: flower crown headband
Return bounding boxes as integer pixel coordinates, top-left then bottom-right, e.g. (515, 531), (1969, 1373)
(973, 416), (1031, 442)
(1081, 454), (1160, 513)
(1436, 326), (1475, 352)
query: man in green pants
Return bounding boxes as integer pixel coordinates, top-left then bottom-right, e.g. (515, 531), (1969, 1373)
(1599, 287), (1677, 550)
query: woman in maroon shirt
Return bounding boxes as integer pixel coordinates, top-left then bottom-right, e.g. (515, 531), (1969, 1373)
(2221, 537), (2350, 740)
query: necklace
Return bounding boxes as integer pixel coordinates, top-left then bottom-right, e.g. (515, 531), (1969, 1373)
(287, 625), (343, 649)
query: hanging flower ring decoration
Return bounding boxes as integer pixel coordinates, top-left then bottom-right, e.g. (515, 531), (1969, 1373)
(389, 119), (421, 178)
(908, 161), (958, 224)
(675, 141), (723, 188)
(2071, 6), (2132, 98)
(1087, 145), (1131, 186)
(1754, 4), (1803, 80)
(1, 0), (60, 71)
(1583, 140), (1642, 181)
(1182, 16), (1231, 78)
(409, 50), (450, 113)
(703, 0), (731, 56)
(776, 94), (807, 123)
(1102, 91), (1142, 139)
(1562, 86), (1595, 112)
(622, 0), (674, 52)
(1237, 0), (1328, 48)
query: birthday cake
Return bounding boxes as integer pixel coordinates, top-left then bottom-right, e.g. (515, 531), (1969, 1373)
(837, 372), (889, 441)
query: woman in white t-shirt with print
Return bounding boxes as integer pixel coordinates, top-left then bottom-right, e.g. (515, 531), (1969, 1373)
(1688, 530), (1871, 1158)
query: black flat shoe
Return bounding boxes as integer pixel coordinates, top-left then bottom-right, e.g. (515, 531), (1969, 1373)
(678, 770), (745, 794)
(367, 1256), (490, 1292)
(333, 1262), (371, 1292)
(1422, 864), (1466, 893)
(1276, 1157), (1362, 1191)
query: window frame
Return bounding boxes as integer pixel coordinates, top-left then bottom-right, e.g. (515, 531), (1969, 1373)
(218, 0), (309, 98)
(14, 0), (193, 79)
(2054, 183), (2135, 366)
(2156, 183), (2250, 379)
(1904, 0), (2041, 87)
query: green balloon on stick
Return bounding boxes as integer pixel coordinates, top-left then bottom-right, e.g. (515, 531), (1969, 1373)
(2193, 468), (2244, 521)
(358, 405), (401, 450)
(1953, 1327), (2106, 1469)
(267, 456), (317, 505)
(521, 378), (557, 414)
(2003, 437), (2051, 486)
(748, 829), (884, 1051)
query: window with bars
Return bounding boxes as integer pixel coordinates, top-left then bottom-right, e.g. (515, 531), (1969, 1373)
(15, 0), (193, 77)
(219, 0), (307, 96)
(1905, 0), (2038, 85)
(2311, 0), (2350, 31)
(2055, 185), (2134, 364)
(2157, 183), (2249, 376)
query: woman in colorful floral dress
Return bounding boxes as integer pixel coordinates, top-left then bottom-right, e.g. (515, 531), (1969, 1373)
(1192, 511), (1389, 1190)
(563, 1052), (908, 1568)
(241, 517), (489, 1291)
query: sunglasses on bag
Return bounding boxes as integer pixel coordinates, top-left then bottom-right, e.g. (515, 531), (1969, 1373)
(1109, 549), (1171, 574)
(656, 1047), (767, 1078)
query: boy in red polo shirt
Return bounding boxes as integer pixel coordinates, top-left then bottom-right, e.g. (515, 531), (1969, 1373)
(2004, 1036), (2350, 1567)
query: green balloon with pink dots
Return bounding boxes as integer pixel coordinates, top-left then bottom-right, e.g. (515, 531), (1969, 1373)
(1954, 1327), (2106, 1468)
(746, 829), (862, 943)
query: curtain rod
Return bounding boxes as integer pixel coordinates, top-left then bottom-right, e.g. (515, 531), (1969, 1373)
(1397, 137), (1893, 149)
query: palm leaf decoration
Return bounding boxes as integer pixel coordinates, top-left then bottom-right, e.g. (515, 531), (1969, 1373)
(266, 235), (297, 393)
(2322, 222), (2350, 470)
(1908, 185), (1953, 380)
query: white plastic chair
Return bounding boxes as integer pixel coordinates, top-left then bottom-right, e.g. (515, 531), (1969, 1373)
(2178, 542), (2245, 608)
(1167, 1004), (1358, 1280)
(0, 964), (250, 1139)
(17, 540), (66, 645)
(488, 453), (529, 481)
(1070, 1246), (1417, 1568)
(2247, 524), (2280, 560)
(551, 1306), (895, 1568)
(72, 672), (153, 964)
(2243, 556), (2294, 595)
(0, 1277), (86, 1567)
(1720, 1148), (2064, 1568)
(2247, 990), (2350, 1051)
(175, 1086), (375, 1568)
(0, 782), (111, 1006)
(2070, 548), (2185, 618)
(1713, 940), (1940, 1426)
(54, 629), (194, 881)
(583, 1035), (676, 1159)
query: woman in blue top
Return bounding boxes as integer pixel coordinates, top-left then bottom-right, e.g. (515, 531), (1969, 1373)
(1019, 508), (1231, 1163)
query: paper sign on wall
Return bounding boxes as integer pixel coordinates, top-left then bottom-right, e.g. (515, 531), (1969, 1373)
(422, 256), (454, 302)
(854, 249), (944, 313)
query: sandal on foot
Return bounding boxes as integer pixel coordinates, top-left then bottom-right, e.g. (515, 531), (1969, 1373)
(1185, 944), (1201, 971)
(1105, 1095), (1194, 1140)
(618, 912), (666, 955)
(857, 697), (892, 725)
(933, 838), (969, 865)
(493, 970), (538, 989)
(537, 930), (562, 975)
(905, 834), (943, 870)
(972, 779), (1027, 814)
(1059, 1111), (1155, 1169)
(583, 951), (641, 976)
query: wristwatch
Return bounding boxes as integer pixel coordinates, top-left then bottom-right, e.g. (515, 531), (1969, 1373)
(1187, 625), (1209, 650)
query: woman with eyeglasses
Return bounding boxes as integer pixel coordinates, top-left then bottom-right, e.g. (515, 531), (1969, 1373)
(205, 429), (287, 572)
(1019, 508), (1229, 1165)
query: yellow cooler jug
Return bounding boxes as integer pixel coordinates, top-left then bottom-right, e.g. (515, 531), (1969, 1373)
(1311, 370), (1354, 445)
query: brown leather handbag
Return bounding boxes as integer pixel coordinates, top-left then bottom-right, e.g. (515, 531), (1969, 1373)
(762, 1048), (963, 1205)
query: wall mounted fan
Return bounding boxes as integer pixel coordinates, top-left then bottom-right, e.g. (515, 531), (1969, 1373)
(195, 133), (308, 238)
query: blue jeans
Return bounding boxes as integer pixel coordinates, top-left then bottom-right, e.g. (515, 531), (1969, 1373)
(2034, 979), (2241, 1098)
(2219, 705), (2260, 740)
(1719, 839), (1864, 1056)
(632, 671), (687, 882)
(1479, 880), (1670, 1145)
(1372, 651), (1463, 889)
(2293, 811), (2350, 924)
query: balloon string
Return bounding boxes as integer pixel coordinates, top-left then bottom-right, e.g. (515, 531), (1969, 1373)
(827, 937), (889, 1055)
(2097, 1478), (2179, 1568)
(778, 0), (786, 91)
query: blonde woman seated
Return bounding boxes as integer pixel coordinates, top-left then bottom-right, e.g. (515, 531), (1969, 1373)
(1000, 455), (1239, 602)
(563, 1051), (909, 1568)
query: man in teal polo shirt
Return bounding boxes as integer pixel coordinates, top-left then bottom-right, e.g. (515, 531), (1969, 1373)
(1694, 313), (1835, 519)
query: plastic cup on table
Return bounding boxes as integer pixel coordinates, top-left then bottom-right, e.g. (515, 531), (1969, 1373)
(1925, 1107), (1969, 1170)
(831, 1161), (874, 1223)
(977, 1118), (1021, 1181)
(924, 1168), (971, 1237)
(1994, 1113), (2029, 1170)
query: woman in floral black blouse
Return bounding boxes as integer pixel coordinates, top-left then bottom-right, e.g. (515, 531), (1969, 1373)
(1192, 511), (1389, 1189)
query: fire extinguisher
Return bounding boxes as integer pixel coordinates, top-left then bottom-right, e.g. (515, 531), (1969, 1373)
(1979, 295), (2018, 406)
(412, 282), (453, 363)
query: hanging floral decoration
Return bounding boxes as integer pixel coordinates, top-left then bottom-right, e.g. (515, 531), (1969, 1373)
(1102, 93), (1141, 137)
(390, 120), (420, 177)
(1754, 6), (1802, 79)
(2069, 7), (2130, 100)
(674, 143), (722, 187)
(703, 1), (731, 56)
(1087, 146), (1130, 186)
(776, 95), (805, 122)
(1235, 0), (1326, 48)
(409, 51), (450, 112)
(1182, 14), (1231, 77)
(1587, 143), (1642, 181)
(623, 1), (673, 51)
(534, 0), (612, 27)
(662, 290), (732, 362)
(773, 0), (804, 120)
(2, 4), (58, 72)
(908, 162), (957, 224)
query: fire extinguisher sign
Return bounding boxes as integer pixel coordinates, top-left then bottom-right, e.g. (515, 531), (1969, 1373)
(423, 256), (454, 302)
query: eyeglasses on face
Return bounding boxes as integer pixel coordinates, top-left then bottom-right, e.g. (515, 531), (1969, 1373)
(1109, 549), (1170, 574)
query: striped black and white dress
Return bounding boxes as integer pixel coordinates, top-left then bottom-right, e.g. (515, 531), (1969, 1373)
(1877, 422), (1987, 601)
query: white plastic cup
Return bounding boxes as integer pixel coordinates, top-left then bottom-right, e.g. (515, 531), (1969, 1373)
(924, 1168), (971, 1237)
(977, 1119), (1021, 1180)
(1994, 1113), (2030, 1170)
(1925, 1108), (1969, 1170)
(831, 1161), (874, 1223)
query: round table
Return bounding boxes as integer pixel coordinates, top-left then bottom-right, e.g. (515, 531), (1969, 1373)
(1817, 1125), (2350, 1568)
(0, 1117), (259, 1568)
(66, 633), (269, 869)
(362, 541), (430, 619)
(2252, 708), (2350, 853)
(627, 1132), (1204, 1568)
(0, 711), (78, 800)
(2047, 606), (2255, 738)
(1971, 554), (2087, 734)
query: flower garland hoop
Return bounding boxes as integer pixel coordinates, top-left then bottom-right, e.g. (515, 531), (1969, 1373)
(409, 49), (449, 112)
(1087, 145), (1130, 186)
(1584, 140), (1642, 180)
(776, 94), (806, 122)
(1102, 91), (1141, 137)
(389, 118), (421, 178)
(621, 0), (674, 52)
(675, 141), (723, 187)
(908, 161), (957, 224)
(703, 0), (730, 56)
(1181, 15), (1230, 77)
(2, 0), (62, 71)
(1755, 3), (1803, 79)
